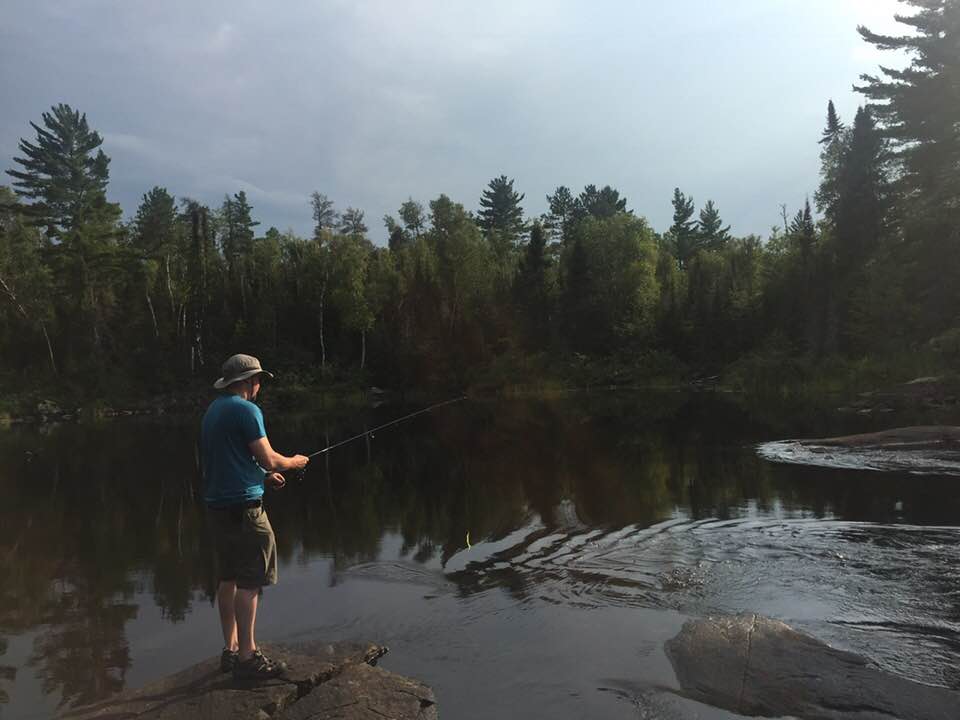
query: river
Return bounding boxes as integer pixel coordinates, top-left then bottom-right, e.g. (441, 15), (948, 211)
(1, 392), (959, 719)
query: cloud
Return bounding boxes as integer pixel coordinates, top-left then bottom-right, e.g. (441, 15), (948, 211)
(1, 0), (915, 239)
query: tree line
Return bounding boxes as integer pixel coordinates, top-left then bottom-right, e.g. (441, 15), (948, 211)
(1, 0), (957, 394)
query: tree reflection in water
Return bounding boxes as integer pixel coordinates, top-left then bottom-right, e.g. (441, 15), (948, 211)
(1, 393), (959, 709)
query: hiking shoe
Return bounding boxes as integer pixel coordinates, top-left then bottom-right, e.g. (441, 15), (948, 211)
(233, 649), (288, 684)
(220, 648), (239, 673)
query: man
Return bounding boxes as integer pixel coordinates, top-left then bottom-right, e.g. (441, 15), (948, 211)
(201, 353), (309, 683)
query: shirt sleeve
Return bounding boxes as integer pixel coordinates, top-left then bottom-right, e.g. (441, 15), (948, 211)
(239, 402), (267, 445)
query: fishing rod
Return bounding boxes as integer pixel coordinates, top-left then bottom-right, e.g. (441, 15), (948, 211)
(295, 396), (467, 478)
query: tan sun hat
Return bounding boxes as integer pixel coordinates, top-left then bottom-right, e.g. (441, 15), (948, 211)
(213, 353), (275, 390)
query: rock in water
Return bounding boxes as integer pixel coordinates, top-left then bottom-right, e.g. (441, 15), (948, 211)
(278, 663), (436, 720)
(665, 614), (958, 719)
(60, 641), (436, 720)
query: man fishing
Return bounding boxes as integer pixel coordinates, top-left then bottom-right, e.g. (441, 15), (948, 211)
(201, 353), (309, 683)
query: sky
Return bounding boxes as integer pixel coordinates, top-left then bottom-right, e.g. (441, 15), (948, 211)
(0, 0), (912, 243)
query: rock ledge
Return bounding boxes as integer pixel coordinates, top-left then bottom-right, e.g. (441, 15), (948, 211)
(60, 641), (437, 720)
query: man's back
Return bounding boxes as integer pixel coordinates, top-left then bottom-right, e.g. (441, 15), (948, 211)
(201, 394), (267, 506)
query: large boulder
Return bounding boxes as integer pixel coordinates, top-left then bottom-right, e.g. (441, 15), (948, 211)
(665, 614), (959, 719)
(60, 641), (436, 720)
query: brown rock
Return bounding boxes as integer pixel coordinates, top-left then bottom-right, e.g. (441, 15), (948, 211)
(60, 642), (390, 720)
(277, 663), (437, 720)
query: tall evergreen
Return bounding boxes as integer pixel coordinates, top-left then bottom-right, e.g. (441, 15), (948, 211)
(819, 100), (844, 145)
(856, 0), (960, 336)
(856, 1), (960, 209)
(696, 200), (731, 250)
(310, 192), (338, 237)
(815, 100), (848, 219)
(514, 220), (552, 346)
(7, 104), (116, 238)
(339, 207), (369, 237)
(834, 107), (887, 274)
(577, 184), (628, 219)
(788, 198), (816, 257)
(478, 175), (525, 242)
(546, 185), (576, 240)
(669, 188), (697, 268)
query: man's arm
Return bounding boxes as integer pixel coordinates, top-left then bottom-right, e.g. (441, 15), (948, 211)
(249, 437), (309, 472)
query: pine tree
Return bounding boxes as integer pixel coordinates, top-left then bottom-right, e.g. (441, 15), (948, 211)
(514, 220), (552, 346)
(856, 1), (960, 209)
(134, 187), (177, 257)
(310, 192), (338, 238)
(7, 104), (116, 239)
(669, 188), (697, 268)
(546, 185), (576, 240)
(339, 207), (368, 237)
(478, 175), (525, 242)
(696, 200), (731, 250)
(577, 184), (628, 219)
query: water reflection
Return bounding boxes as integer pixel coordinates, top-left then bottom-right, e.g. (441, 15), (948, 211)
(1, 393), (959, 712)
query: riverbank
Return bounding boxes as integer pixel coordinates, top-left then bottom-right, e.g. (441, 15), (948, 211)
(2, 351), (957, 426)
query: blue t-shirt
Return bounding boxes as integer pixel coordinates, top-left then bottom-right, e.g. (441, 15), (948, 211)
(201, 394), (267, 506)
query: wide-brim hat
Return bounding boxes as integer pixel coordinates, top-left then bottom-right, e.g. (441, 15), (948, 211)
(213, 353), (275, 389)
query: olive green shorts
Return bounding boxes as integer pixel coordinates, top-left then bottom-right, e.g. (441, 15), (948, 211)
(208, 504), (278, 589)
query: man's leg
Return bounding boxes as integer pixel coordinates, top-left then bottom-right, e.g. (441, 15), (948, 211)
(217, 581), (239, 652)
(235, 586), (260, 660)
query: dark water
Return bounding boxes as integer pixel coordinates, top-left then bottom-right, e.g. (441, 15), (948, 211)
(2, 393), (960, 719)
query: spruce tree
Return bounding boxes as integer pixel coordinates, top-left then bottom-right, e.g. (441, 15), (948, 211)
(819, 100), (844, 145)
(815, 100), (848, 219)
(788, 198), (816, 257)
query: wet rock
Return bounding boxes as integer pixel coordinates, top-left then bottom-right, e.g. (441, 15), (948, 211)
(802, 425), (960, 450)
(665, 613), (959, 719)
(843, 375), (960, 413)
(758, 426), (960, 474)
(59, 641), (434, 720)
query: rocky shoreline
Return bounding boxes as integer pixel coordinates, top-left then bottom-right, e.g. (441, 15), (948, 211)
(60, 641), (436, 720)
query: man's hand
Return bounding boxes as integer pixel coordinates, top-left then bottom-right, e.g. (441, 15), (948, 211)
(266, 472), (286, 490)
(292, 454), (309, 470)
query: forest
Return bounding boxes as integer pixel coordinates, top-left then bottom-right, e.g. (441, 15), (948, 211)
(1, 2), (958, 401)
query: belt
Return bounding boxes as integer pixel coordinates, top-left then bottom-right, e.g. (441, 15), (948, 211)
(209, 499), (262, 511)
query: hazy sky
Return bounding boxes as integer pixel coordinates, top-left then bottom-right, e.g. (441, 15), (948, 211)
(1, 0), (910, 242)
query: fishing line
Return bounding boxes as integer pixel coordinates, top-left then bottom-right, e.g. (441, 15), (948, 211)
(296, 396), (467, 478)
